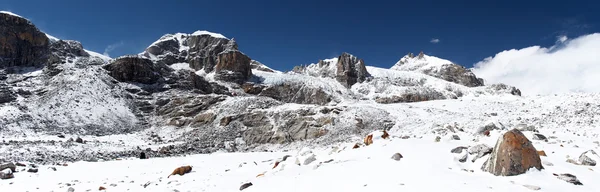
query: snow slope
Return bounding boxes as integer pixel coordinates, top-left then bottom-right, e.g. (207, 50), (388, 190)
(2, 124), (598, 192)
(391, 53), (454, 72)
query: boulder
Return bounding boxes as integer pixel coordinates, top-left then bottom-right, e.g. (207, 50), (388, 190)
(103, 56), (172, 84)
(578, 150), (599, 166)
(0, 12), (50, 69)
(532, 133), (547, 141)
(451, 146), (468, 154)
(239, 182), (253, 190)
(0, 163), (16, 172)
(335, 52), (370, 88)
(214, 50), (252, 84)
(0, 169), (13, 180)
(482, 129), (543, 176)
(451, 135), (460, 140)
(469, 144), (492, 162)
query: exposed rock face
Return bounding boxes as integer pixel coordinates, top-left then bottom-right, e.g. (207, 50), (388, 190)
(482, 129), (543, 176)
(250, 60), (275, 73)
(0, 84), (15, 104)
(0, 12), (50, 69)
(242, 82), (332, 105)
(335, 52), (370, 88)
(214, 50), (252, 84)
(432, 64), (484, 87)
(375, 88), (447, 103)
(141, 32), (237, 74)
(173, 71), (229, 94)
(103, 56), (172, 84)
(49, 40), (89, 59)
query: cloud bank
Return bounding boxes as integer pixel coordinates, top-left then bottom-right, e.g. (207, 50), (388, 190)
(103, 41), (124, 57)
(472, 33), (600, 96)
(430, 38), (440, 44)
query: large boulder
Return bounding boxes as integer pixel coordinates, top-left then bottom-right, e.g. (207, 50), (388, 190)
(214, 50), (252, 84)
(0, 12), (50, 69)
(482, 129), (543, 176)
(103, 56), (172, 84)
(335, 52), (370, 88)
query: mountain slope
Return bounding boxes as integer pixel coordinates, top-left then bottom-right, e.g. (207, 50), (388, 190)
(391, 52), (485, 87)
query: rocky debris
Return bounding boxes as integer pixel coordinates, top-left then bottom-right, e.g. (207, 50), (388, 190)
(48, 167), (57, 171)
(140, 152), (147, 159)
(451, 146), (468, 154)
(515, 124), (538, 132)
(522, 185), (541, 190)
(468, 144), (492, 162)
(214, 50), (252, 84)
(482, 129), (543, 176)
(0, 163), (16, 172)
(99, 186), (107, 190)
(0, 84), (16, 104)
(578, 150), (599, 166)
(335, 53), (370, 88)
(451, 135), (460, 140)
(27, 168), (38, 173)
(435, 136), (441, 142)
(374, 89), (447, 104)
(532, 133), (547, 141)
(75, 137), (84, 144)
(476, 122), (502, 136)
(486, 83), (521, 96)
(295, 148), (317, 166)
(391, 153), (403, 161)
(0, 12), (50, 69)
(239, 182), (253, 190)
(103, 56), (172, 84)
(67, 187), (75, 192)
(553, 173), (583, 185)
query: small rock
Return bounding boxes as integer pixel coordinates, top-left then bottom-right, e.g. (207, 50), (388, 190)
(145, 148), (152, 152)
(456, 151), (468, 163)
(99, 186), (107, 190)
(391, 153), (403, 161)
(435, 136), (441, 142)
(67, 187), (75, 192)
(110, 184), (117, 187)
(281, 155), (292, 162)
(451, 135), (460, 140)
(58, 134), (66, 139)
(324, 159), (334, 163)
(140, 152), (147, 159)
(239, 182), (253, 190)
(75, 137), (84, 144)
(553, 173), (583, 185)
(15, 162), (26, 167)
(49, 167), (57, 171)
(451, 146), (468, 154)
(303, 154), (317, 165)
(567, 159), (580, 165)
(542, 161), (554, 166)
(490, 112), (498, 116)
(0, 163), (16, 172)
(523, 184), (541, 190)
(532, 134), (547, 141)
(578, 150), (599, 166)
(27, 168), (38, 173)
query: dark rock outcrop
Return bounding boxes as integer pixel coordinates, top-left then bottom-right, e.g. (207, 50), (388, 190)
(103, 56), (172, 84)
(553, 173), (583, 185)
(0, 12), (50, 69)
(430, 64), (484, 87)
(0, 84), (16, 104)
(335, 52), (370, 88)
(482, 129), (543, 176)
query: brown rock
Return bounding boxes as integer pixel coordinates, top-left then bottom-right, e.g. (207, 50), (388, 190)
(214, 50), (252, 84)
(482, 129), (543, 176)
(364, 134), (374, 146)
(99, 186), (106, 190)
(0, 12), (50, 69)
(537, 150), (547, 157)
(272, 161), (280, 169)
(167, 165), (192, 178)
(381, 130), (390, 139)
(353, 143), (360, 149)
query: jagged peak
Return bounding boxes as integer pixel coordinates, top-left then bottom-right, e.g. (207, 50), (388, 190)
(393, 52), (453, 69)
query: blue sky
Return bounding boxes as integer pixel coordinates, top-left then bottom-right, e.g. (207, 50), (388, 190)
(1, 0), (598, 71)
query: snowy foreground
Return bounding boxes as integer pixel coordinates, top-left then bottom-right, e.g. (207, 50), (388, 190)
(1, 128), (599, 192)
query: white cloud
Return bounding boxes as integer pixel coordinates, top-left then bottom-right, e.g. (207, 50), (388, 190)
(103, 41), (124, 57)
(430, 38), (440, 44)
(472, 33), (600, 96)
(557, 35), (568, 43)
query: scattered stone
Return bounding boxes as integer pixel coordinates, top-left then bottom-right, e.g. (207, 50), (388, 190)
(110, 184), (117, 187)
(99, 186), (107, 190)
(532, 134), (547, 141)
(391, 153), (403, 161)
(140, 152), (147, 159)
(0, 169), (13, 180)
(49, 167), (57, 171)
(435, 136), (441, 142)
(15, 162), (26, 167)
(75, 137), (84, 144)
(482, 129), (543, 176)
(451, 146), (468, 154)
(352, 143), (360, 149)
(451, 135), (460, 140)
(143, 182), (151, 188)
(364, 134), (373, 146)
(537, 150), (547, 157)
(578, 150), (599, 166)
(523, 185), (541, 190)
(490, 112), (498, 116)
(567, 159), (580, 165)
(553, 173), (583, 185)
(324, 159), (334, 163)
(58, 134), (66, 139)
(67, 187), (75, 192)
(456, 151), (468, 163)
(239, 182), (253, 190)
(477, 122), (500, 136)
(303, 154), (317, 165)
(27, 168), (38, 173)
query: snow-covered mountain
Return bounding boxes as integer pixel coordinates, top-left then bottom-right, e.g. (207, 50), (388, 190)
(2, 11), (599, 191)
